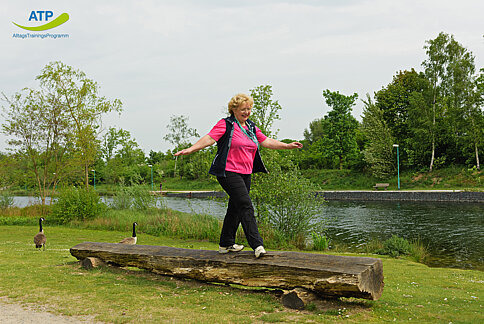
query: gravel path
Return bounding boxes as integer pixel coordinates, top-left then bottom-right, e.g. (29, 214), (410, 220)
(0, 297), (100, 323)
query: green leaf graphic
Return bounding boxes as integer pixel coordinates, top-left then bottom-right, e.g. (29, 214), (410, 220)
(13, 13), (69, 31)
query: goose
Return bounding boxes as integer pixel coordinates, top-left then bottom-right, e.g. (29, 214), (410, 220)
(119, 222), (137, 244)
(34, 217), (46, 250)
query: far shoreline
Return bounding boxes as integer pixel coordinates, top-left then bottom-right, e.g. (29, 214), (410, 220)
(157, 189), (484, 203)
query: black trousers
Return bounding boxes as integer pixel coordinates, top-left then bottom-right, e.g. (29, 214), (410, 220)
(217, 171), (263, 250)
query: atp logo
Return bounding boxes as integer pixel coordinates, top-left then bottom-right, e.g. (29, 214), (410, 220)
(13, 11), (69, 31)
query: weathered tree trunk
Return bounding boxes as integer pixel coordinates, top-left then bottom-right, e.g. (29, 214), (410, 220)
(70, 242), (384, 300)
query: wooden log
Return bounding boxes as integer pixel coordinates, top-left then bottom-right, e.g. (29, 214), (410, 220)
(70, 242), (384, 300)
(81, 257), (106, 269)
(282, 288), (318, 309)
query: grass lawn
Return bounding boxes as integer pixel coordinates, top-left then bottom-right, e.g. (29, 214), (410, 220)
(0, 225), (482, 323)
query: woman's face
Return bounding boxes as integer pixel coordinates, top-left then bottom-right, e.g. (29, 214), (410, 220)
(234, 101), (252, 125)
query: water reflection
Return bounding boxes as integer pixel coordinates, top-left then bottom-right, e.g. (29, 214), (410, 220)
(322, 201), (483, 270)
(9, 196), (483, 270)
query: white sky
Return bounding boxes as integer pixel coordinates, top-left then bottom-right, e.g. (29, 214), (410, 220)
(1, 0), (483, 153)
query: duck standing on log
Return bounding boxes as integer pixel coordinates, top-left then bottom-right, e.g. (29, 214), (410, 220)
(175, 93), (303, 258)
(119, 222), (138, 244)
(34, 217), (46, 250)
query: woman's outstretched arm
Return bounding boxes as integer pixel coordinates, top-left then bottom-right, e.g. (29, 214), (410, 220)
(174, 135), (216, 156)
(260, 138), (303, 150)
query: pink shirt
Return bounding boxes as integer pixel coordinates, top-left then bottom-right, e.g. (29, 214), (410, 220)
(208, 119), (267, 174)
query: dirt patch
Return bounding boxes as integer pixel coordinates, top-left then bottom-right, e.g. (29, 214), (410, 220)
(0, 297), (102, 324)
(412, 173), (425, 182)
(431, 177), (442, 186)
(256, 293), (372, 321)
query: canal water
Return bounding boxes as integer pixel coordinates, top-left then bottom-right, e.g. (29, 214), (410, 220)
(11, 196), (483, 270)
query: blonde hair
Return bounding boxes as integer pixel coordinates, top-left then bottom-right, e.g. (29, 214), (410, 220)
(228, 93), (254, 116)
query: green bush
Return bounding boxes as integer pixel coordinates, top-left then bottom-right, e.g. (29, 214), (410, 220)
(130, 186), (157, 211)
(409, 237), (429, 263)
(377, 235), (411, 258)
(311, 232), (329, 251)
(252, 150), (326, 247)
(51, 187), (106, 224)
(111, 187), (134, 210)
(111, 186), (158, 211)
(0, 191), (14, 210)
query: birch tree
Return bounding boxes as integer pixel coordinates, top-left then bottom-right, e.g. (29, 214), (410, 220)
(422, 32), (476, 171)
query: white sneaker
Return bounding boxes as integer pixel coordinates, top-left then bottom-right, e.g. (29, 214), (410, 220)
(219, 244), (244, 254)
(254, 246), (267, 258)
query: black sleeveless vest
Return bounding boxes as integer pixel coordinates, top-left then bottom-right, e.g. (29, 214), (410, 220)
(208, 116), (268, 177)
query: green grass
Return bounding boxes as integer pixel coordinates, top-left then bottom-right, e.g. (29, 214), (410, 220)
(0, 225), (482, 323)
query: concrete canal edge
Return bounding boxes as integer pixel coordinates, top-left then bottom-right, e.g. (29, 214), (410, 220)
(319, 190), (483, 203)
(155, 190), (483, 203)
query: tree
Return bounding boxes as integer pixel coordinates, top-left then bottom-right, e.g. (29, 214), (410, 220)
(322, 90), (359, 169)
(36, 61), (122, 187)
(303, 118), (325, 144)
(2, 62), (122, 205)
(163, 115), (199, 177)
(361, 95), (396, 178)
(163, 115), (199, 149)
(101, 127), (146, 185)
(467, 68), (484, 169)
(302, 90), (360, 170)
(422, 32), (476, 171)
(422, 33), (448, 171)
(2, 88), (70, 206)
(249, 85), (281, 137)
(373, 70), (430, 167)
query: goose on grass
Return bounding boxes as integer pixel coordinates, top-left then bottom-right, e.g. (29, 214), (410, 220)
(119, 222), (138, 244)
(34, 217), (46, 250)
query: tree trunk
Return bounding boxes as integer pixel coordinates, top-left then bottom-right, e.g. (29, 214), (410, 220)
(476, 142), (480, 170)
(174, 156), (178, 177)
(430, 96), (437, 172)
(85, 164), (89, 189)
(70, 242), (384, 300)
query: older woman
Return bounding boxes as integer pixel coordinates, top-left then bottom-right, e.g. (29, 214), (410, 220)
(175, 93), (302, 258)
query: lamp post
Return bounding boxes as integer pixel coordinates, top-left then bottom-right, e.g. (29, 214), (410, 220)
(392, 144), (400, 190)
(148, 164), (153, 191)
(91, 169), (96, 189)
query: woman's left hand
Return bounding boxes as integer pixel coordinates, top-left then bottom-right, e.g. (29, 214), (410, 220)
(260, 138), (303, 150)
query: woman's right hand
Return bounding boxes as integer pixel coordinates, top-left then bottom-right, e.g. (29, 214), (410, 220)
(173, 135), (216, 157)
(174, 149), (191, 156)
